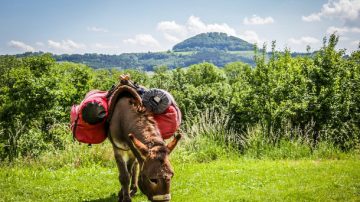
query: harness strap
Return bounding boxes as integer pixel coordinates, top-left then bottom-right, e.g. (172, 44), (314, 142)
(153, 194), (171, 201)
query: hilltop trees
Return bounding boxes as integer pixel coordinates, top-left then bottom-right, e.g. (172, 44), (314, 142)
(172, 32), (254, 52)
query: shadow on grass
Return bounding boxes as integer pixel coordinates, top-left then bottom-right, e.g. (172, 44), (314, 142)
(85, 193), (117, 202)
(85, 193), (146, 202)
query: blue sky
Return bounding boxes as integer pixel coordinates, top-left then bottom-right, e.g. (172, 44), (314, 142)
(1, 0), (359, 54)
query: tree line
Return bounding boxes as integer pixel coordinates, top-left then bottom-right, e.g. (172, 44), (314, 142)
(0, 34), (359, 161)
(14, 49), (255, 70)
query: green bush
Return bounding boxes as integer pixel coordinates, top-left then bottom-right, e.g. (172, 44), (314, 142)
(1, 33), (360, 162)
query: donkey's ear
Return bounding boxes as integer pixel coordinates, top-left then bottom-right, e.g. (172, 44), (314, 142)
(129, 133), (149, 157)
(167, 133), (182, 154)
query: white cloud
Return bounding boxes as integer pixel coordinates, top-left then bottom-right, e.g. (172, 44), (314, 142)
(326, 26), (360, 35)
(243, 15), (275, 25)
(327, 26), (350, 34)
(157, 21), (187, 36)
(302, 14), (321, 22)
(321, 0), (360, 20)
(94, 43), (114, 49)
(163, 33), (181, 43)
(8, 40), (35, 52)
(87, 26), (109, 33)
(352, 27), (360, 32)
(157, 15), (238, 43)
(48, 39), (86, 53)
(123, 34), (160, 47)
(238, 30), (263, 44)
(339, 36), (350, 41)
(302, 0), (360, 22)
(186, 16), (237, 36)
(48, 40), (62, 49)
(288, 36), (320, 45)
(351, 40), (360, 46)
(157, 16), (268, 49)
(35, 42), (44, 47)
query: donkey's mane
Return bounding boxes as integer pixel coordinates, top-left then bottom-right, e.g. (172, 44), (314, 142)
(131, 105), (169, 161)
(129, 101), (166, 149)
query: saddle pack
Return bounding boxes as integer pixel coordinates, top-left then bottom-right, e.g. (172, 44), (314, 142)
(142, 88), (181, 139)
(70, 90), (109, 144)
(70, 76), (181, 144)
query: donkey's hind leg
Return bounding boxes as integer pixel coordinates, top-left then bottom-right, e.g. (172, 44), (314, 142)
(113, 149), (134, 202)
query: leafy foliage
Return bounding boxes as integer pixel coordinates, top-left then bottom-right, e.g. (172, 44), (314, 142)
(0, 34), (359, 161)
(14, 50), (256, 70)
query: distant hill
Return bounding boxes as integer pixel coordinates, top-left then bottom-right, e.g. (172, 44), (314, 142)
(173, 32), (254, 52)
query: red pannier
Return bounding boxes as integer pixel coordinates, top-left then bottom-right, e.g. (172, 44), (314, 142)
(70, 90), (108, 144)
(153, 104), (181, 139)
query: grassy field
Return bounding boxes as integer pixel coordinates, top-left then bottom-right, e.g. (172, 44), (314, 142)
(227, 50), (255, 58)
(1, 158), (359, 202)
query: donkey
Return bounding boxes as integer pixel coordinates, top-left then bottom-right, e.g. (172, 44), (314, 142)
(109, 96), (181, 202)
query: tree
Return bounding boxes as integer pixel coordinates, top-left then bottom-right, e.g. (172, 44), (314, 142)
(0, 55), (56, 160)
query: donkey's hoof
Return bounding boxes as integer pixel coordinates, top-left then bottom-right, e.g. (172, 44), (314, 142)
(122, 197), (131, 202)
(118, 190), (123, 202)
(130, 186), (138, 197)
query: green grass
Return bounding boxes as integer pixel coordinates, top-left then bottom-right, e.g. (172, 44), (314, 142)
(172, 51), (196, 56)
(227, 50), (255, 58)
(1, 158), (359, 202)
(1, 112), (359, 201)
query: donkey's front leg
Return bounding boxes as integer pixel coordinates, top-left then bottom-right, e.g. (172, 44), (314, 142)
(114, 149), (132, 202)
(129, 160), (139, 197)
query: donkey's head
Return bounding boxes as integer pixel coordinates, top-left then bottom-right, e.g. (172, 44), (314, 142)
(129, 133), (181, 202)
